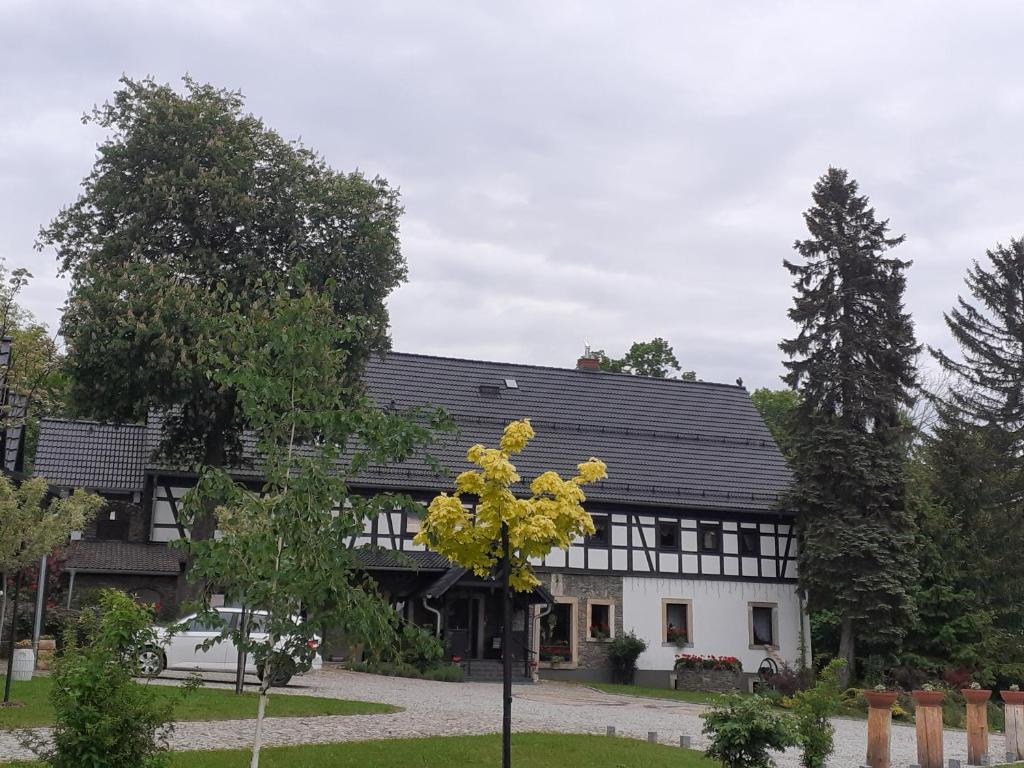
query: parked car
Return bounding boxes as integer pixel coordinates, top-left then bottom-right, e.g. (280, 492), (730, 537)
(137, 606), (322, 686)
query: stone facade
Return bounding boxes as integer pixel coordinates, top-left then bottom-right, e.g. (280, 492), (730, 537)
(672, 668), (744, 693)
(535, 571), (623, 679)
(81, 495), (148, 543)
(70, 572), (180, 619)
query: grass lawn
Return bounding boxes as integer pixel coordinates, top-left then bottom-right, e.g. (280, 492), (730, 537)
(0, 732), (716, 768)
(584, 681), (732, 706)
(0, 676), (396, 730)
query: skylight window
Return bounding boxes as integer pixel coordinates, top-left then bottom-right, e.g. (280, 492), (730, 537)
(504, 379), (518, 388)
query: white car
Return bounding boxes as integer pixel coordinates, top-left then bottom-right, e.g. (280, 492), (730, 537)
(137, 607), (322, 686)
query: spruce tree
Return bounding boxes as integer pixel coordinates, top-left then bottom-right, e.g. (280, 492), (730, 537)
(781, 168), (919, 683)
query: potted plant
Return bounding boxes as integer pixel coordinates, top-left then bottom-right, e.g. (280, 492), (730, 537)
(666, 626), (689, 647)
(911, 682), (946, 707)
(1002, 683), (1024, 705)
(863, 683), (899, 709)
(962, 681), (992, 705)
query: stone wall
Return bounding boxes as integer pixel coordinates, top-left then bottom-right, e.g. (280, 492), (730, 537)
(536, 571), (622, 674)
(82, 495), (148, 543)
(673, 668), (744, 693)
(70, 573), (181, 619)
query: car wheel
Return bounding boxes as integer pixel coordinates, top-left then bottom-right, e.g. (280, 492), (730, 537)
(256, 661), (293, 688)
(138, 646), (165, 678)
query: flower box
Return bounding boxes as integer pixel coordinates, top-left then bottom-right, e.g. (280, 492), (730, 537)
(962, 688), (992, 705)
(673, 667), (743, 693)
(1001, 690), (1024, 706)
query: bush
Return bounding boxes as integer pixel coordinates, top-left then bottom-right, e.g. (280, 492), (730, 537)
(25, 589), (182, 768)
(765, 663), (813, 696)
(701, 694), (798, 768)
(791, 659), (844, 768)
(396, 622), (444, 671)
(608, 631), (647, 685)
(345, 658), (462, 682)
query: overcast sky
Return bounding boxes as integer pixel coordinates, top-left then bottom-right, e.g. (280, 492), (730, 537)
(2, 1), (1022, 390)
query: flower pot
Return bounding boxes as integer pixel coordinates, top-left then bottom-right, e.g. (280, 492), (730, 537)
(864, 691), (899, 709)
(962, 689), (992, 705)
(912, 690), (946, 707)
(37, 638), (56, 652)
(1002, 691), (1024, 706)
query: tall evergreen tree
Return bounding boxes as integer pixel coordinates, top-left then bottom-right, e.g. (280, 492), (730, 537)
(781, 167), (920, 682)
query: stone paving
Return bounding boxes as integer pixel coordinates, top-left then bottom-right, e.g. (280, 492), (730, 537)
(0, 667), (1008, 766)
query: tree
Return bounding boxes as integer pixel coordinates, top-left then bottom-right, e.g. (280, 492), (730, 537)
(180, 285), (442, 768)
(38, 76), (406, 545)
(0, 475), (101, 702)
(780, 167), (919, 685)
(414, 420), (606, 768)
(595, 337), (695, 379)
(750, 388), (799, 457)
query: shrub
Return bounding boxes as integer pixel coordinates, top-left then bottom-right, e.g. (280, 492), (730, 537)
(608, 631), (647, 685)
(26, 589), (183, 768)
(701, 694), (798, 768)
(791, 659), (845, 768)
(396, 622), (444, 671)
(424, 664), (464, 682)
(765, 663), (813, 696)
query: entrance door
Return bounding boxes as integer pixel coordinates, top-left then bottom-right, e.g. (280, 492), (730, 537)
(445, 595), (484, 658)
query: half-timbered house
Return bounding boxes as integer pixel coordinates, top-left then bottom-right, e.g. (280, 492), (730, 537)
(34, 351), (805, 685)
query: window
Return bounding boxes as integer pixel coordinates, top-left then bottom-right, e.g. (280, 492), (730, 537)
(586, 600), (614, 641)
(749, 603), (777, 647)
(587, 515), (609, 546)
(663, 599), (692, 646)
(698, 523), (721, 553)
(658, 521), (679, 551)
(739, 529), (761, 557)
(539, 602), (575, 663)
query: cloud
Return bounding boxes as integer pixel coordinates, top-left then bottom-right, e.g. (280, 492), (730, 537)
(2, 0), (1023, 389)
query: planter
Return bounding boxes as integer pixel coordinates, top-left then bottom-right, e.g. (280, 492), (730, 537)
(911, 690), (946, 707)
(36, 638), (56, 652)
(864, 691), (899, 709)
(1002, 691), (1024, 706)
(673, 668), (743, 693)
(11, 648), (34, 681)
(962, 688), (992, 705)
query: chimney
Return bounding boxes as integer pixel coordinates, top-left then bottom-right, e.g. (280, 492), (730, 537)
(576, 354), (601, 371)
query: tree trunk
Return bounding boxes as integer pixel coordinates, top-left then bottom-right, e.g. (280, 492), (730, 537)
(250, 671), (271, 768)
(235, 607), (248, 695)
(3, 571), (22, 703)
(838, 615), (855, 688)
(501, 523), (512, 768)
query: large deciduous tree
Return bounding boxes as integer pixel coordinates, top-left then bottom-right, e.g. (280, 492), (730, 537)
(414, 420), (606, 768)
(38, 76), (406, 540)
(596, 337), (695, 379)
(780, 167), (919, 684)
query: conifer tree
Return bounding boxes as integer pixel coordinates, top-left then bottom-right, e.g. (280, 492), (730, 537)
(781, 167), (919, 683)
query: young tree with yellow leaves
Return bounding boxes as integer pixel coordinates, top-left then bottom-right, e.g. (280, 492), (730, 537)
(414, 420), (606, 768)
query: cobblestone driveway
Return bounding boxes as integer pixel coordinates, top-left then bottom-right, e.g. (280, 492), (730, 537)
(0, 668), (1006, 767)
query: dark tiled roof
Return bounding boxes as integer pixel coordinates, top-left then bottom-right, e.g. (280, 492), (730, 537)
(34, 419), (147, 492)
(353, 549), (451, 571)
(33, 353), (792, 514)
(358, 353), (791, 513)
(64, 540), (185, 575)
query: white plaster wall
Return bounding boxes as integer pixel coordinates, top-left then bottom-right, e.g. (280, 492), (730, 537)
(622, 576), (810, 673)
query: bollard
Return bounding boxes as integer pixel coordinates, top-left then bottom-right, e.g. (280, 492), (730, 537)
(1002, 689), (1024, 762)
(606, 726), (615, 737)
(680, 735), (691, 749)
(864, 690), (899, 768)
(913, 690), (946, 768)
(962, 688), (991, 766)
(648, 732), (658, 743)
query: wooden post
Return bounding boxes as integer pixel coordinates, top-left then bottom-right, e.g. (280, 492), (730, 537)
(1001, 691), (1024, 761)
(962, 689), (991, 766)
(864, 691), (898, 768)
(912, 691), (946, 768)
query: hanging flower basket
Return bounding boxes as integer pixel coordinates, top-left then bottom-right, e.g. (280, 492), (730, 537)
(962, 688), (992, 705)
(1001, 690), (1024, 706)
(863, 690), (899, 709)
(911, 690), (946, 707)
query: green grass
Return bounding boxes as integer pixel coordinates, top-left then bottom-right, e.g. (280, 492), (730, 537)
(0, 676), (396, 730)
(584, 681), (733, 706)
(0, 732), (715, 768)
